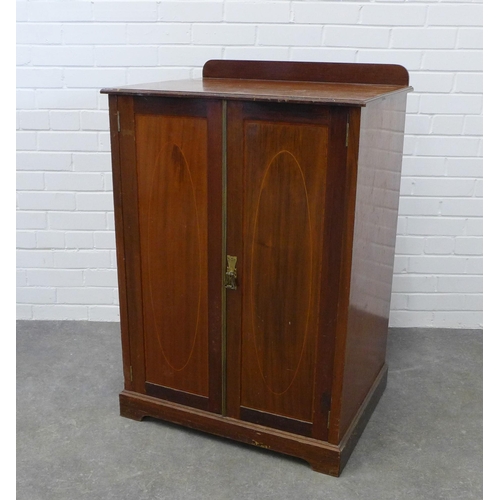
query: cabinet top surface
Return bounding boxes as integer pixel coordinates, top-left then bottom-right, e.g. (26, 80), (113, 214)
(101, 60), (412, 106)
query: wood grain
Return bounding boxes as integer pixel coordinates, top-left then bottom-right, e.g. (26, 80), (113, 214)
(203, 59), (410, 86)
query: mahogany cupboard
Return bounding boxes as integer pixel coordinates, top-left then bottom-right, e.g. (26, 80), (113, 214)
(101, 60), (412, 476)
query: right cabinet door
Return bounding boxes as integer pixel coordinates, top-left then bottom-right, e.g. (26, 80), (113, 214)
(225, 101), (349, 440)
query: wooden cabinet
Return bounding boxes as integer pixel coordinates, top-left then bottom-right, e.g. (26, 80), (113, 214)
(102, 60), (412, 476)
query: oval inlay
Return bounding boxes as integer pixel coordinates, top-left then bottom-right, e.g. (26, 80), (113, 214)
(147, 143), (201, 372)
(250, 150), (312, 395)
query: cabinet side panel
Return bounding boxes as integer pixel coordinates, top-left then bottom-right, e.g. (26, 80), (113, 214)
(338, 93), (408, 440)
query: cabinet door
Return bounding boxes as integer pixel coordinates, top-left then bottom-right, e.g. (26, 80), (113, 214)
(225, 102), (349, 439)
(114, 96), (223, 413)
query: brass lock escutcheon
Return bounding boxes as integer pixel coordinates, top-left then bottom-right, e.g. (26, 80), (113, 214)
(224, 255), (238, 290)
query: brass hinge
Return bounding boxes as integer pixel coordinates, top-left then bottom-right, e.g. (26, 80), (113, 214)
(345, 118), (350, 147)
(117, 111), (121, 133)
(129, 365), (133, 382)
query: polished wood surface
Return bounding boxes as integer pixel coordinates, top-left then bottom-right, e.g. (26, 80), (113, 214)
(203, 59), (409, 86)
(104, 60), (411, 476)
(102, 77), (409, 107)
(337, 92), (408, 440)
(113, 96), (223, 413)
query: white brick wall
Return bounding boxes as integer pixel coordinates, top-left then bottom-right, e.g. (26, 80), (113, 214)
(16, 0), (483, 328)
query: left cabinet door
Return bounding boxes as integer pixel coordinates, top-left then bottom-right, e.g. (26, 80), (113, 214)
(111, 95), (223, 414)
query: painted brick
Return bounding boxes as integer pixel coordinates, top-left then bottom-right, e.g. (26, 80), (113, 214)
(466, 257), (482, 274)
(324, 27), (390, 48)
(62, 23), (127, 45)
(94, 1), (157, 22)
(440, 199), (482, 217)
(17, 287), (56, 304)
(16, 1), (484, 327)
(17, 231), (37, 249)
(36, 231), (66, 249)
(463, 116), (483, 136)
(437, 276), (482, 293)
(225, 2), (290, 23)
(192, 24), (256, 45)
(361, 4), (426, 26)
(424, 237), (455, 255)
(408, 72), (455, 93)
(224, 47), (290, 61)
(389, 311), (434, 328)
(27, 269), (84, 287)
(88, 306), (120, 322)
(454, 237), (483, 256)
(49, 111), (80, 131)
(65, 232), (95, 249)
(395, 236), (425, 255)
(404, 114), (432, 135)
(422, 51), (482, 72)
(415, 137), (480, 157)
(427, 4), (482, 27)
(32, 46), (94, 67)
(159, 46), (224, 66)
(45, 173), (104, 191)
(18, 192), (76, 211)
(19, 111), (50, 131)
(455, 73), (482, 93)
(64, 68), (128, 89)
(17, 172), (44, 190)
(17, 152), (72, 171)
(391, 28), (457, 49)
(465, 218), (482, 236)
(73, 153), (111, 172)
(431, 115), (465, 136)
(49, 212), (108, 231)
(392, 275), (437, 293)
(17, 132), (37, 151)
(289, 47), (357, 63)
(95, 47), (158, 67)
(27, 2), (93, 22)
(258, 25), (322, 46)
(445, 158), (483, 178)
(57, 287), (115, 305)
(356, 50), (423, 71)
(401, 157), (447, 177)
(126, 67), (192, 85)
(36, 90), (97, 110)
(292, 3), (360, 24)
(127, 24), (191, 45)
(420, 94), (482, 115)
(38, 132), (99, 152)
(17, 304), (32, 320)
(403, 178), (475, 197)
(94, 232), (116, 249)
(457, 28), (483, 49)
(407, 294), (465, 311)
(17, 212), (47, 230)
(158, 2), (224, 22)
(398, 198), (440, 216)
(84, 269), (118, 287)
(53, 250), (111, 269)
(81, 111), (109, 131)
(17, 23), (62, 44)
(408, 256), (468, 274)
(406, 217), (466, 236)
(432, 312), (482, 328)
(76, 193), (114, 211)
(32, 305), (89, 321)
(17, 250), (54, 268)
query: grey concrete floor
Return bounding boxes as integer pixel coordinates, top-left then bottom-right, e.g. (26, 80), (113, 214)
(17, 321), (482, 500)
